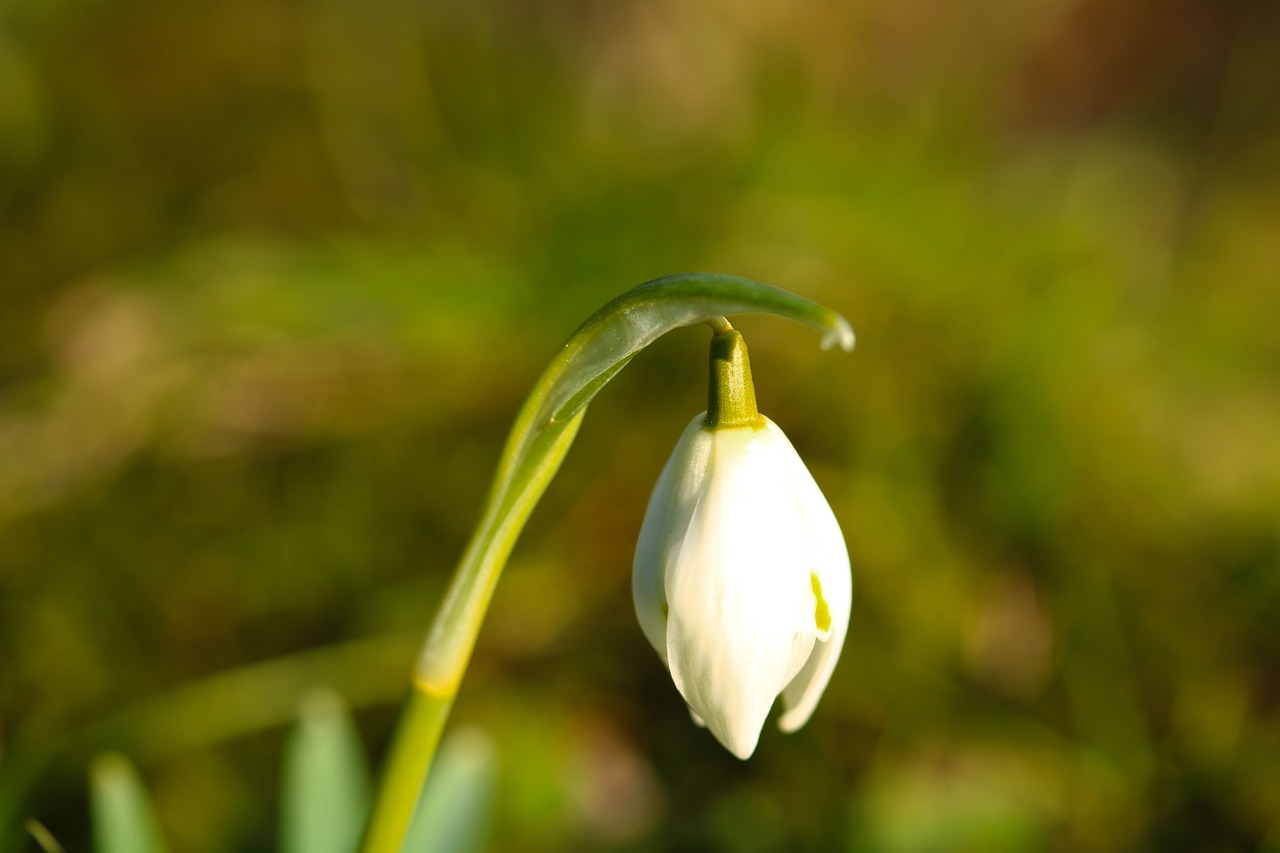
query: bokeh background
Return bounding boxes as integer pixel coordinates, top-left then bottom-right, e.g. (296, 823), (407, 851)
(2, 0), (1279, 849)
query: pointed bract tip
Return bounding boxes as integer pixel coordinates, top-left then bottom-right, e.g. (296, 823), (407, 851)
(820, 317), (856, 352)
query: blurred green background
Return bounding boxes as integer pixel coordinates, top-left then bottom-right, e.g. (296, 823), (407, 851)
(2, 0), (1279, 849)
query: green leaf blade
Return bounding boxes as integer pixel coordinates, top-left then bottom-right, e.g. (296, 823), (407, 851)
(280, 688), (373, 853)
(89, 754), (169, 853)
(402, 727), (497, 853)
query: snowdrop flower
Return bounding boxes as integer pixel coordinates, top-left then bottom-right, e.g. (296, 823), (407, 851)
(633, 328), (851, 759)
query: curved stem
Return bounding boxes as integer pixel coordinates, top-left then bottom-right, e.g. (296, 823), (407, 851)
(704, 315), (734, 334)
(360, 411), (583, 853)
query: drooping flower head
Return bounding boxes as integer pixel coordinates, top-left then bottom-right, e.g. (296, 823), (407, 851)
(633, 328), (851, 759)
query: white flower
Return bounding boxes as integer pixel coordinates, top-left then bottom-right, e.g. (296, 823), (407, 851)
(632, 413), (851, 759)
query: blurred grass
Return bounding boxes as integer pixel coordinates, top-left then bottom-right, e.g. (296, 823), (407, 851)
(279, 689), (370, 853)
(2, 0), (1279, 850)
(89, 754), (167, 853)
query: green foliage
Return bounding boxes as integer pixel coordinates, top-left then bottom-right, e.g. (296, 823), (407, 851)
(89, 755), (169, 853)
(25, 819), (67, 853)
(404, 728), (498, 853)
(280, 689), (372, 853)
(85, 696), (497, 853)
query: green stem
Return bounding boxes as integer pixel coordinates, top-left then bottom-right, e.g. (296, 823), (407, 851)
(356, 689), (451, 853)
(360, 410), (583, 853)
(705, 330), (762, 429)
(360, 274), (853, 853)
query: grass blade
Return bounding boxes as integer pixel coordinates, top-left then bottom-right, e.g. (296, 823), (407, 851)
(402, 727), (497, 853)
(280, 688), (372, 853)
(89, 754), (168, 853)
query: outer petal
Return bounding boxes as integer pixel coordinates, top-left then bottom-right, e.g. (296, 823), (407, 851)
(772, 419), (852, 733)
(633, 416), (712, 665)
(665, 425), (817, 759)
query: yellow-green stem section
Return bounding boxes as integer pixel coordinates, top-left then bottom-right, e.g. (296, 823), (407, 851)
(357, 688), (451, 853)
(360, 410), (584, 853)
(705, 330), (763, 429)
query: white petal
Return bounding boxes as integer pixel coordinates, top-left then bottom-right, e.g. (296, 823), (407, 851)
(632, 416), (712, 665)
(665, 425), (816, 759)
(770, 418), (851, 733)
